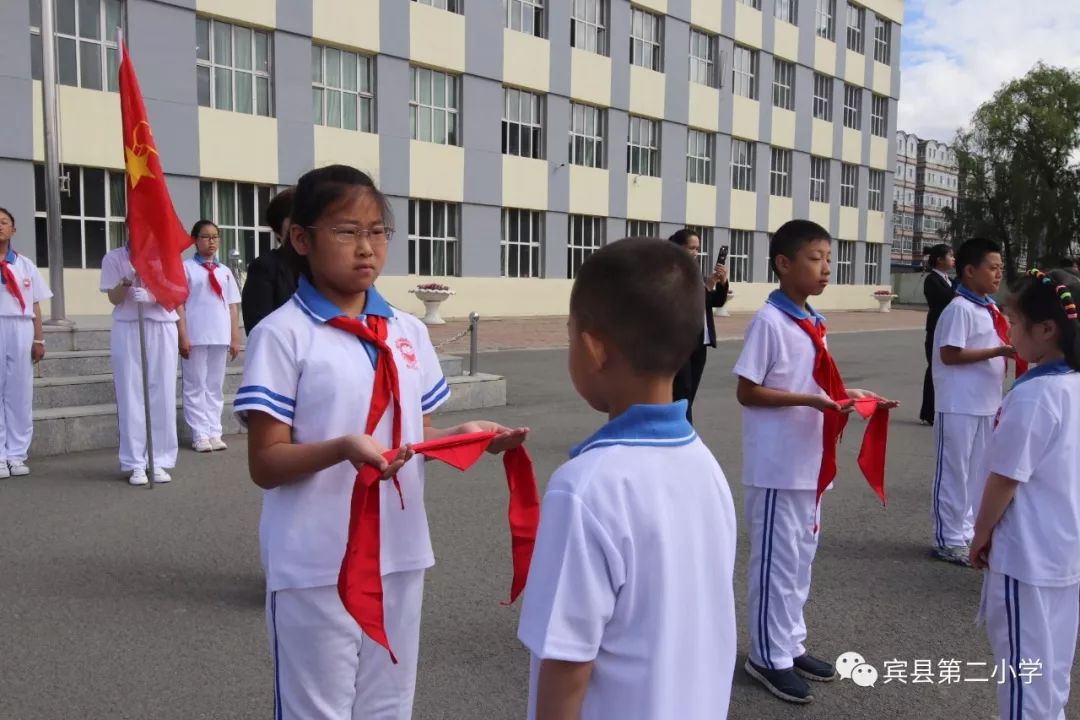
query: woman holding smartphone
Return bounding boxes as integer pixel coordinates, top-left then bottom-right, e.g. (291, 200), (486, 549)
(668, 228), (729, 424)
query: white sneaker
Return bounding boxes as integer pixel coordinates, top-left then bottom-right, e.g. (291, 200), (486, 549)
(8, 462), (30, 476)
(210, 437), (228, 451)
(193, 439), (213, 453)
(0, 463), (10, 480)
(128, 468), (149, 486)
(153, 468), (172, 484)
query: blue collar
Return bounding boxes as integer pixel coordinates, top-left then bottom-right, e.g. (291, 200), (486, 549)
(767, 289), (825, 325)
(570, 402), (697, 458)
(194, 254), (220, 266)
(955, 284), (996, 308)
(2, 247), (15, 264)
(293, 274), (394, 323)
(1011, 359), (1076, 391)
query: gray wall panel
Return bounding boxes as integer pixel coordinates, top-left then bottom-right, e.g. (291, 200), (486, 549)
(0, 0), (33, 166)
(275, 0), (311, 37)
(663, 17), (689, 127)
(752, 230), (770, 282)
(547, 97), (571, 214)
(377, 57), (411, 199)
(660, 122), (686, 225)
(383, 195), (409, 275)
(0, 160), (38, 264)
(608, 110), (629, 219)
(547, 3), (571, 97)
(275, 31), (314, 186)
(609, 2), (631, 111)
(828, 159), (840, 238)
(754, 142), (770, 232)
(792, 150), (810, 218)
(461, 203), (499, 277)
(379, 0), (409, 59)
(716, 135), (732, 228)
(546, 211), (567, 279)
(461, 76), (502, 207)
(793, 65), (813, 153)
(854, 239), (867, 285)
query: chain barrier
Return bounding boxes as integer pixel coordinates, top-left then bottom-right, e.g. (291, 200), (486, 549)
(433, 326), (471, 350)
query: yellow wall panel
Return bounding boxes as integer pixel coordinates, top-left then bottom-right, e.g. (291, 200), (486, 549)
(771, 108), (796, 149)
(839, 207), (859, 239)
(197, 0), (274, 28)
(633, 0), (668, 13)
(859, 0), (903, 24)
(688, 84), (720, 132)
(809, 201), (830, 229)
(503, 30), (550, 93)
(502, 156), (549, 210)
(734, 3), (763, 49)
(844, 50), (865, 85)
(626, 175), (662, 222)
(312, 0), (379, 51)
(768, 197), (794, 232)
(629, 65), (666, 119)
(410, 2), (466, 73)
(199, 108), (278, 183)
(569, 165), (609, 215)
(814, 36), (837, 76)
(690, 0), (722, 33)
(773, 22), (799, 61)
(685, 183), (717, 226)
(811, 119), (834, 157)
(570, 49), (612, 107)
(842, 128), (863, 164)
(873, 61), (892, 97)
(33, 84), (123, 168)
(732, 96), (760, 141)
(314, 126), (379, 182)
(409, 141), (464, 202)
(729, 190), (757, 230)
(866, 211), (886, 243)
(869, 136), (889, 169)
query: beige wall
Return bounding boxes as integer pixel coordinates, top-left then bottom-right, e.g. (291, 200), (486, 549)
(409, 1), (465, 72)
(312, 0), (379, 51)
(569, 50), (611, 106)
(503, 31), (550, 93)
(199, 108), (279, 183)
(33, 84), (123, 168)
(196, 0), (274, 28)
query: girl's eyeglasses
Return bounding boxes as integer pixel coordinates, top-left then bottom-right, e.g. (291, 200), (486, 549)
(307, 225), (394, 247)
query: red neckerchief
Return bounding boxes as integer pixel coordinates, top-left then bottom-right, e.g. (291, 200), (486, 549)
(957, 290), (1029, 379)
(200, 261), (225, 301)
(793, 317), (890, 515)
(338, 432), (539, 663)
(0, 254), (26, 313)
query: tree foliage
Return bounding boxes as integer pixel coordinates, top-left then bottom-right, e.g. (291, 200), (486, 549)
(948, 63), (1080, 277)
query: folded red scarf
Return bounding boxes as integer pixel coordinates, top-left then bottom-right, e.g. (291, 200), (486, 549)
(987, 302), (1028, 378)
(0, 257), (25, 313)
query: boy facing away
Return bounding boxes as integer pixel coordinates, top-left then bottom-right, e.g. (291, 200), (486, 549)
(517, 238), (738, 720)
(734, 220), (897, 704)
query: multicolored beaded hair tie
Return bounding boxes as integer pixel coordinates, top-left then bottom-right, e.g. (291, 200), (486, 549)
(1028, 268), (1079, 320)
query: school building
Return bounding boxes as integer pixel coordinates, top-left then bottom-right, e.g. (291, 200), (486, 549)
(0, 0), (903, 319)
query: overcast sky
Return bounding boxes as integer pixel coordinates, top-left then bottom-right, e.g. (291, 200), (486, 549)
(898, 0), (1080, 143)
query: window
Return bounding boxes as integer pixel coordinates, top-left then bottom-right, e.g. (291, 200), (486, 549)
(571, 0), (607, 55)
(627, 220), (659, 238)
(506, 0), (544, 37)
(835, 240), (855, 284)
(737, 0), (761, 7)
(868, 169), (884, 211)
(501, 209), (543, 278)
(772, 59), (795, 110)
(729, 230), (753, 283)
(627, 116), (660, 177)
(731, 139), (756, 192)
(769, 148), (792, 198)
(871, 94), (888, 137)
(196, 17), (272, 116)
(413, 0), (462, 12)
(843, 84), (862, 129)
(846, 3), (864, 53)
(686, 227), (715, 275)
(810, 156), (830, 202)
(689, 29), (718, 88)
(775, 0), (798, 24)
(840, 163), (859, 207)
(569, 103), (606, 168)
(502, 87), (544, 159)
(630, 8), (663, 71)
(32, 164), (125, 269)
(686, 129), (714, 185)
(311, 45), (374, 132)
(815, 0), (836, 40)
(568, 215), (605, 279)
(409, 200), (460, 276)
(30, 0), (122, 91)
(199, 180), (275, 265)
(732, 45), (758, 99)
(410, 67), (460, 145)
(813, 73), (833, 120)
(873, 14), (891, 64)
(864, 243), (881, 284)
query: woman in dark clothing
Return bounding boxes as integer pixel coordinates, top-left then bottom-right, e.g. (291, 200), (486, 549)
(920, 243), (955, 425)
(241, 188), (298, 334)
(668, 228), (729, 424)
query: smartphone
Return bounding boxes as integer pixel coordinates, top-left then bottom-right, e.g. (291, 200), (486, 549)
(716, 245), (729, 267)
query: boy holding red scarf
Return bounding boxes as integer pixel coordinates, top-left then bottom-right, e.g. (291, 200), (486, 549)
(734, 220), (896, 705)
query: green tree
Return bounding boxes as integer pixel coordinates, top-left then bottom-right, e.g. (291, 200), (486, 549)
(948, 63), (1080, 278)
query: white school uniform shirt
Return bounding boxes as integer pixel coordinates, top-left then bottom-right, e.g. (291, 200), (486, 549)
(0, 248), (52, 317)
(233, 276), (451, 592)
(99, 246), (179, 322)
(733, 290), (825, 491)
(182, 255), (240, 346)
(983, 361), (1080, 587)
(518, 401), (737, 720)
(931, 287), (1005, 416)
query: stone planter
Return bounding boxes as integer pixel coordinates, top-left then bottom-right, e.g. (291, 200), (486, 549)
(410, 288), (454, 325)
(873, 294), (898, 313)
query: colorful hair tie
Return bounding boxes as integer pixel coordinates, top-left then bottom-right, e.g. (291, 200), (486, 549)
(1028, 268), (1078, 319)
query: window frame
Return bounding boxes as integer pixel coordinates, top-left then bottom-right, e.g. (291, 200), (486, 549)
(198, 179), (276, 266)
(501, 208), (544, 278)
(769, 147), (792, 198)
(412, 0), (463, 12)
(870, 93), (888, 137)
(567, 214), (606, 279)
(737, 0), (762, 7)
(311, 44), (375, 133)
(809, 156), (830, 203)
(505, 0), (545, 38)
(846, 2), (865, 53)
(408, 199), (461, 277)
(835, 239), (855, 284)
(570, 0), (608, 55)
(873, 14), (892, 64)
(868, 169), (885, 211)
(864, 242), (881, 284)
(629, 7), (663, 72)
(568, 102), (606, 169)
(627, 115), (660, 177)
(626, 219), (659, 238)
(196, 16), (273, 117)
(774, 0), (798, 24)
(689, 28), (718, 88)
(732, 44), (759, 100)
(687, 226), (715, 276)
(686, 129), (715, 185)
(729, 230), (753, 283)
(815, 0), (836, 40)
(502, 86), (545, 159)
(840, 163), (859, 207)
(409, 66), (461, 146)
(842, 83), (862, 130)
(812, 72), (833, 121)
(33, 163), (126, 270)
(30, 0), (123, 92)
(772, 58), (795, 110)
(731, 138), (756, 192)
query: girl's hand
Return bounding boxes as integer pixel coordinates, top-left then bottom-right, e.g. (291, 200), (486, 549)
(179, 336), (192, 360)
(970, 530), (992, 569)
(341, 435), (413, 479)
(847, 388), (900, 409)
(808, 395), (853, 414)
(229, 338), (240, 361)
(456, 421), (530, 454)
(31, 342), (45, 364)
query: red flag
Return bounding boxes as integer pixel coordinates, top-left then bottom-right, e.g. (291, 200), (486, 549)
(118, 42), (191, 311)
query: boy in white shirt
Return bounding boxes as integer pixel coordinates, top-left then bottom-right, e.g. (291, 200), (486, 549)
(930, 237), (1014, 565)
(517, 237), (738, 720)
(0, 208), (52, 478)
(971, 268), (1080, 719)
(177, 221), (241, 453)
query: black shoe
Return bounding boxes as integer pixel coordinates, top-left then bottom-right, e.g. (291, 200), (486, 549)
(794, 653), (838, 682)
(744, 659), (814, 704)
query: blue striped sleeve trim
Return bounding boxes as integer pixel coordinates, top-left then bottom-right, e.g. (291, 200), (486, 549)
(237, 385), (296, 408)
(422, 377), (449, 404)
(421, 379), (451, 413)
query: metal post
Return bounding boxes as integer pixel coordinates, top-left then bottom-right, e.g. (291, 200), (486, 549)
(40, 0), (70, 325)
(468, 312), (479, 376)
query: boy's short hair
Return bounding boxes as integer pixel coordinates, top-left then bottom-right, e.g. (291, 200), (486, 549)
(570, 237), (705, 376)
(769, 220), (830, 275)
(955, 237), (1002, 277)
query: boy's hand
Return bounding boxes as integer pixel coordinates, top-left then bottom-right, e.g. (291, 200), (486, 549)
(808, 395), (854, 414)
(229, 337), (241, 361)
(31, 342), (46, 363)
(178, 335), (192, 360)
(970, 530), (992, 569)
(456, 421), (530, 454)
(847, 388), (901, 409)
(341, 435), (413, 479)
(996, 345), (1016, 358)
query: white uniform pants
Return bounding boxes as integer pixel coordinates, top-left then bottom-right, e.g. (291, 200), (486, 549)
(932, 412), (993, 548)
(111, 319), (178, 472)
(0, 316), (34, 463)
(267, 571), (425, 720)
(980, 571), (1079, 720)
(746, 487), (820, 670)
(181, 345), (228, 442)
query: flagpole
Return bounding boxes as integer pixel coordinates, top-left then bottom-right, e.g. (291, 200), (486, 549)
(135, 275), (156, 490)
(40, 0), (71, 325)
